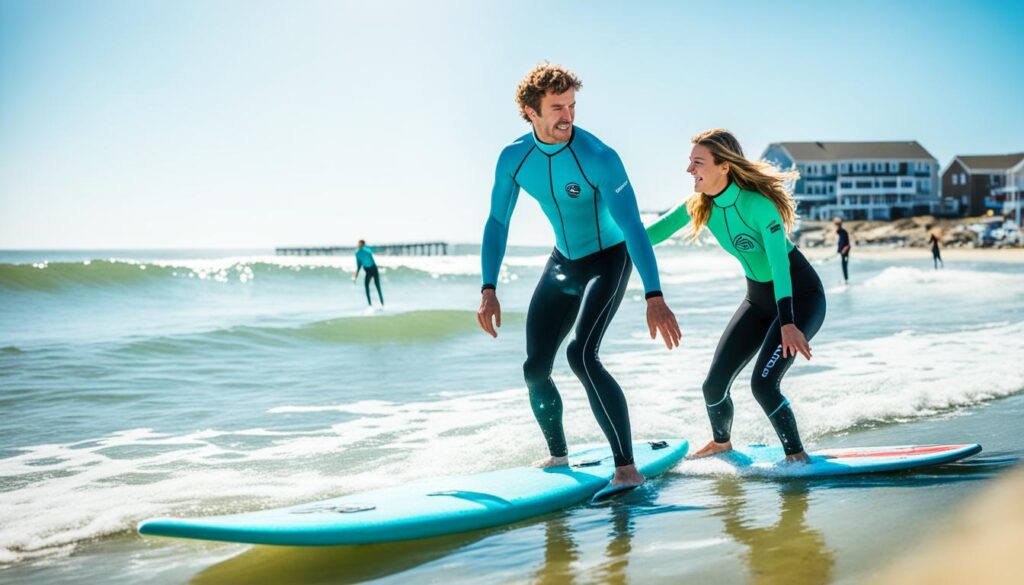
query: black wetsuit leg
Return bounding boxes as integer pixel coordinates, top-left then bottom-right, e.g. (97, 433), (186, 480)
(364, 266), (382, 305)
(840, 253), (849, 282)
(523, 259), (582, 460)
(565, 244), (634, 467)
(702, 249), (826, 455)
(932, 246), (942, 269)
(702, 300), (774, 444)
(748, 253), (826, 455)
(523, 243), (636, 467)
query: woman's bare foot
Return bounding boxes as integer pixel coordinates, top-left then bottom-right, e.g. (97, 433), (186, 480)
(533, 455), (569, 468)
(689, 439), (733, 459)
(784, 450), (810, 464)
(611, 464), (645, 487)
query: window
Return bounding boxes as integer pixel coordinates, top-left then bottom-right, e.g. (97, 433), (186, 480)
(960, 172), (966, 184)
(921, 180), (931, 193)
(840, 181), (852, 188)
(889, 162), (899, 172)
(952, 174), (959, 186)
(901, 180), (914, 188)
(840, 163), (850, 173)
(882, 180), (897, 188)
(856, 181), (873, 188)
(875, 162), (886, 172)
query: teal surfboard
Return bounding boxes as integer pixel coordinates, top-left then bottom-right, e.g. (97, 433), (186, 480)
(138, 439), (688, 546)
(683, 443), (982, 478)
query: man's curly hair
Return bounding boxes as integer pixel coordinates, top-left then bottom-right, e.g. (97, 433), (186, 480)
(515, 63), (582, 123)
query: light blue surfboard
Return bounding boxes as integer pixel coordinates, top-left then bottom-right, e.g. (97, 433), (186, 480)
(691, 443), (982, 478)
(138, 439), (688, 546)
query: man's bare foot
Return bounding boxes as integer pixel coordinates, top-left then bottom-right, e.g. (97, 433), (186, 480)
(784, 450), (811, 464)
(689, 439), (733, 459)
(610, 464), (645, 487)
(533, 455), (569, 468)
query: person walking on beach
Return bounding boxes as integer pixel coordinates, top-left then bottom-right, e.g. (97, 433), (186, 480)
(477, 63), (681, 497)
(927, 228), (943, 269)
(353, 240), (384, 306)
(647, 129), (826, 464)
(834, 217), (850, 284)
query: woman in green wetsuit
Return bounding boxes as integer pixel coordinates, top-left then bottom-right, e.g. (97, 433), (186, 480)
(647, 129), (826, 464)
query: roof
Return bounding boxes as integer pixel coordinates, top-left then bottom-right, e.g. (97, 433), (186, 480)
(769, 141), (936, 162)
(955, 153), (1024, 173)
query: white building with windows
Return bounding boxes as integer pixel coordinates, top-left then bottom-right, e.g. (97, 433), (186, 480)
(761, 141), (942, 220)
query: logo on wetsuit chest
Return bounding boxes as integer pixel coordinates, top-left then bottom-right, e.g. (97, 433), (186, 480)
(732, 234), (758, 252)
(565, 183), (582, 198)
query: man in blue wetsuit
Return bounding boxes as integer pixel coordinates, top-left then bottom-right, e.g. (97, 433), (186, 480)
(353, 240), (383, 306)
(476, 63), (681, 496)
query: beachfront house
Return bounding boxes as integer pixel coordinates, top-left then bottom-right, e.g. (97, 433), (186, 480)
(941, 153), (1024, 224)
(761, 141), (942, 221)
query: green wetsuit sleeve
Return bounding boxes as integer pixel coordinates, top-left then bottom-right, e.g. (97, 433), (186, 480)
(354, 252), (363, 277)
(752, 197), (795, 325)
(646, 200), (693, 246)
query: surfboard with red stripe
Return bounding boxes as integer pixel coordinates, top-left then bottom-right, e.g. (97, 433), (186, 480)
(704, 443), (982, 478)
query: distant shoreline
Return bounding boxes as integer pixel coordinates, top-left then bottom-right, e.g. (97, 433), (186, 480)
(798, 215), (1021, 250)
(800, 246), (1024, 263)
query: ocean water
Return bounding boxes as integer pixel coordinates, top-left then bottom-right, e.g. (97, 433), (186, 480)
(1, 244), (1022, 583)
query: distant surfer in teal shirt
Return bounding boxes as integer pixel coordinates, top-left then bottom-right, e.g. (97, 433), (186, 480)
(477, 63), (682, 498)
(353, 240), (383, 306)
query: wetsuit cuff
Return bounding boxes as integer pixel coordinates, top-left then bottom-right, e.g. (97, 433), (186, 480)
(776, 297), (795, 326)
(644, 291), (663, 300)
(481, 284), (496, 293)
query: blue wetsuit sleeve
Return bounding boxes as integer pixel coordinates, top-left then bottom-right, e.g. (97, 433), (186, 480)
(481, 155), (521, 290)
(354, 252), (363, 276)
(598, 151), (663, 297)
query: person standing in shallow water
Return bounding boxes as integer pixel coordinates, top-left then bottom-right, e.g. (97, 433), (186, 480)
(646, 128), (827, 464)
(353, 240), (384, 306)
(834, 217), (851, 284)
(477, 63), (681, 496)
(927, 228), (943, 269)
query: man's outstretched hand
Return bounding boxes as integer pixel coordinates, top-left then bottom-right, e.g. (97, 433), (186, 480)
(647, 296), (681, 349)
(477, 289), (502, 338)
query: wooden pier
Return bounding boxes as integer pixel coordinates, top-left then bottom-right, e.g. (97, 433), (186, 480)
(275, 242), (449, 256)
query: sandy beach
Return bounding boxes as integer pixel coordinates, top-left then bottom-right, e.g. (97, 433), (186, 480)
(872, 464), (1024, 585)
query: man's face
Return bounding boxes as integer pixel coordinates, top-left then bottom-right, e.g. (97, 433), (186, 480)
(527, 89), (575, 144)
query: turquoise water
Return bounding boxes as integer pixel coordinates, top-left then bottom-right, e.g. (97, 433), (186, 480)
(1, 244), (1022, 582)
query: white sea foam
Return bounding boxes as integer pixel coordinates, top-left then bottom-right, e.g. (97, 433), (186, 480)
(144, 253), (551, 278)
(4, 318), (1022, 563)
(860, 266), (1024, 295)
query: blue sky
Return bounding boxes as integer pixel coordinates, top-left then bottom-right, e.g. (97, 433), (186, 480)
(1, 0), (1022, 249)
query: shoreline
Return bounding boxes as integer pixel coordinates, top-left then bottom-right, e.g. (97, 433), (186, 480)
(800, 245), (1024, 263)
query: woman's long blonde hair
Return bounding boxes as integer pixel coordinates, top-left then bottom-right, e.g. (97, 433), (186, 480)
(686, 128), (800, 241)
